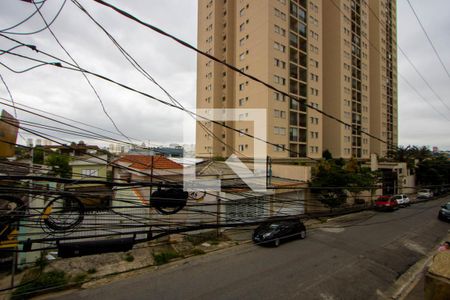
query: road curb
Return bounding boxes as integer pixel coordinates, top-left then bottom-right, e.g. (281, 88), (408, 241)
(383, 230), (450, 300)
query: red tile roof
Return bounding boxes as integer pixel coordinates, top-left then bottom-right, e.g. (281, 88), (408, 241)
(114, 155), (183, 170)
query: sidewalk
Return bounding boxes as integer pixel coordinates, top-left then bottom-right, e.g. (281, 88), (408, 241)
(383, 230), (450, 300)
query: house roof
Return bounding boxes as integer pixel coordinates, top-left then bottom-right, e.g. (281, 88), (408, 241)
(114, 155), (183, 170)
(69, 155), (108, 166)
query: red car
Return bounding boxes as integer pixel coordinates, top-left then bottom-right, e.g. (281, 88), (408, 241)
(375, 195), (399, 211)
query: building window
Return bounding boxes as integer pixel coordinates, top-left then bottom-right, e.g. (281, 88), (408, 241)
(274, 8), (286, 20)
(273, 144), (285, 152)
(274, 25), (286, 36)
(274, 126), (286, 135)
(274, 58), (286, 69)
(273, 92), (285, 102)
(81, 169), (99, 177)
(274, 109), (286, 118)
(273, 75), (286, 85)
(274, 42), (286, 52)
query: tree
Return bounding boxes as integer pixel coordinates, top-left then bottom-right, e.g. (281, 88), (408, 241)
(346, 167), (378, 203)
(322, 149), (333, 160)
(416, 154), (450, 187)
(46, 153), (71, 178)
(311, 159), (378, 210)
(311, 160), (348, 210)
(32, 147), (44, 164)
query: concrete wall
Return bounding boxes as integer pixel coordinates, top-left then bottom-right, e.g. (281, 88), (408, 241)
(271, 164), (311, 181)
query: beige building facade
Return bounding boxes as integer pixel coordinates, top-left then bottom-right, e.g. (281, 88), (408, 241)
(196, 0), (397, 160)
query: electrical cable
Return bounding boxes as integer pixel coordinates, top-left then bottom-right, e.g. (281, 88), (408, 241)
(32, 1), (133, 144)
(363, 0), (450, 112)
(405, 0), (450, 80)
(70, 0), (247, 158)
(89, 0), (394, 151)
(1, 0), (67, 36)
(0, 0), (46, 32)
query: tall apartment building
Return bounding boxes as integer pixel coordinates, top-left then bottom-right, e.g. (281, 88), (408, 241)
(196, 0), (397, 160)
(368, 0), (398, 157)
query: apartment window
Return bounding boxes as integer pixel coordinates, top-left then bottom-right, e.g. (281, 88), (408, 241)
(274, 58), (286, 69)
(274, 25), (286, 36)
(238, 145), (245, 151)
(273, 144), (285, 152)
(273, 75), (286, 85)
(310, 88), (319, 96)
(309, 30), (319, 40)
(309, 45), (319, 54)
(240, 23), (245, 31)
(310, 117), (319, 124)
(310, 73), (318, 81)
(274, 42), (286, 53)
(239, 52), (246, 61)
(273, 92), (285, 102)
(309, 59), (319, 68)
(240, 8), (245, 16)
(81, 169), (98, 177)
(239, 83), (245, 91)
(274, 126), (286, 135)
(274, 8), (286, 20)
(274, 109), (286, 118)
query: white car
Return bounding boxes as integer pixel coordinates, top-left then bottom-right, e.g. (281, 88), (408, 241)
(392, 194), (410, 207)
(417, 189), (433, 199)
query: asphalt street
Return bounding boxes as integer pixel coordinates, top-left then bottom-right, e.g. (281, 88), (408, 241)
(56, 197), (450, 300)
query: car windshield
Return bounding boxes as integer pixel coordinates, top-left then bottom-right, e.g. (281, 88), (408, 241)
(419, 190), (428, 193)
(269, 224), (281, 229)
(393, 195), (402, 199)
(443, 204), (450, 210)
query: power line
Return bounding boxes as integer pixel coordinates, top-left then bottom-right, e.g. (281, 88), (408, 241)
(32, 1), (133, 143)
(405, 0), (450, 80)
(0, 41), (316, 160)
(398, 74), (450, 121)
(398, 46), (450, 111)
(89, 0), (393, 150)
(363, 0), (450, 112)
(0, 0), (67, 36)
(70, 0), (247, 159)
(0, 0), (46, 32)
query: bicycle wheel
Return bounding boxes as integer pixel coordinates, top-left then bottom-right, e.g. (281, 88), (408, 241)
(42, 195), (84, 231)
(0, 196), (24, 241)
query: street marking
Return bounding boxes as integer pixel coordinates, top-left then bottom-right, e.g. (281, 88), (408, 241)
(402, 240), (426, 255)
(318, 227), (345, 233)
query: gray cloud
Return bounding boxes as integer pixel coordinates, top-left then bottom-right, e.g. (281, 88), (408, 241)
(0, 0), (449, 151)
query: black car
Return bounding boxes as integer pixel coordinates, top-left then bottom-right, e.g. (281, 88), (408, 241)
(252, 218), (306, 247)
(438, 202), (450, 222)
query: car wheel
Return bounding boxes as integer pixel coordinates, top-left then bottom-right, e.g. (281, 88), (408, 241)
(274, 238), (280, 247)
(299, 230), (306, 239)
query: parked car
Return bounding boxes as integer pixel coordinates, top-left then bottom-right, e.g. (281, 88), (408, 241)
(392, 194), (410, 207)
(375, 195), (399, 211)
(417, 189), (433, 199)
(438, 202), (450, 222)
(252, 218), (306, 247)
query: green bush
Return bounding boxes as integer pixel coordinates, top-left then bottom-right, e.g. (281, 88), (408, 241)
(12, 270), (67, 300)
(153, 251), (180, 265)
(87, 268), (97, 274)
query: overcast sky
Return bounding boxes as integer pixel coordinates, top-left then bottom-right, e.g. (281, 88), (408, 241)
(0, 0), (449, 150)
